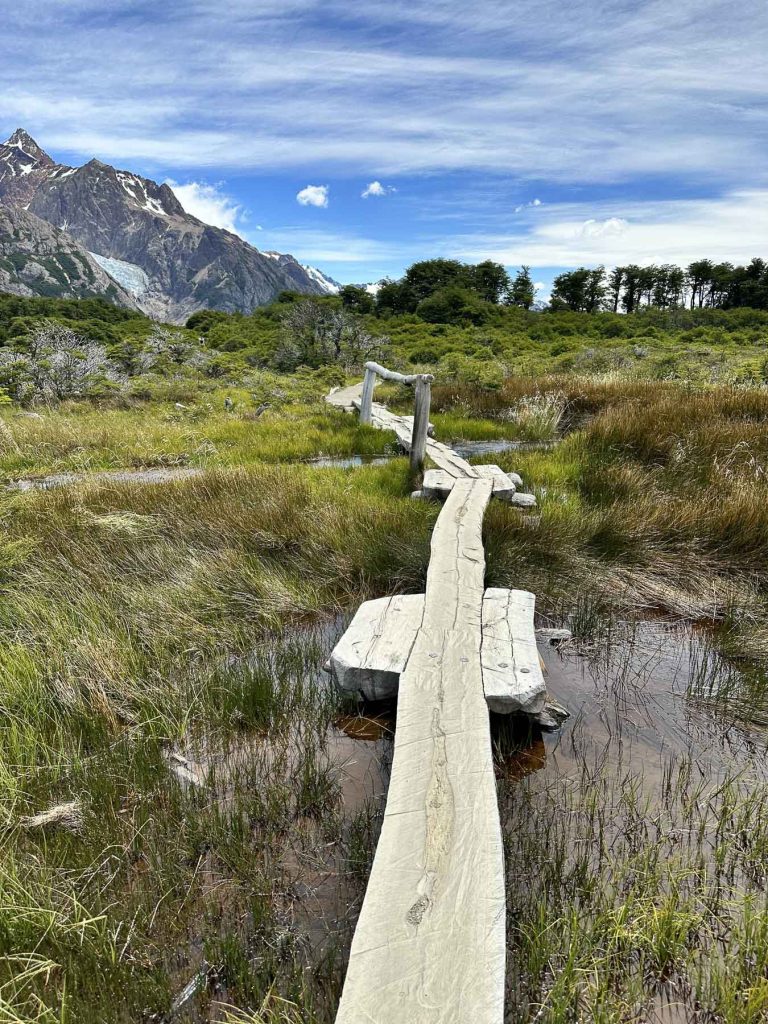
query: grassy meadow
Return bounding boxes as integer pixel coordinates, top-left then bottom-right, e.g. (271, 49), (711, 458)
(2, 297), (768, 1020)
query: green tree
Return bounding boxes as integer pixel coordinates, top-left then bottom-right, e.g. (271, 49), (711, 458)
(400, 259), (471, 310)
(584, 266), (606, 313)
(416, 286), (489, 325)
(375, 279), (408, 315)
(339, 284), (375, 313)
(551, 267), (605, 313)
(621, 265), (643, 313)
(687, 260), (715, 308)
(508, 266), (535, 310)
(607, 267), (624, 313)
(275, 301), (389, 370)
(471, 260), (509, 303)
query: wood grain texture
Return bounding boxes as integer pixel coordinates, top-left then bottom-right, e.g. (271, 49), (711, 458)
(410, 378), (432, 474)
(359, 366), (377, 424)
(481, 588), (547, 715)
(329, 594), (424, 700)
(336, 478), (505, 1024)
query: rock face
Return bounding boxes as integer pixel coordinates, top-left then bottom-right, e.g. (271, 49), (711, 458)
(0, 130), (334, 322)
(0, 205), (136, 305)
(0, 129), (70, 207)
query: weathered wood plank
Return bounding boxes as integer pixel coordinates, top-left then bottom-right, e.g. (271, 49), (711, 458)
(410, 377), (432, 473)
(326, 382), (363, 412)
(329, 594), (424, 700)
(423, 465), (533, 506)
(481, 588), (546, 716)
(328, 589), (563, 723)
(422, 468), (457, 501)
(425, 438), (478, 478)
(473, 464), (518, 501)
(364, 361), (434, 385)
(359, 366), (377, 424)
(336, 477), (505, 1024)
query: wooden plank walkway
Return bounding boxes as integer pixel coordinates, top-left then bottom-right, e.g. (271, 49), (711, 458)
(326, 374), (560, 1022)
(335, 477), (506, 1024)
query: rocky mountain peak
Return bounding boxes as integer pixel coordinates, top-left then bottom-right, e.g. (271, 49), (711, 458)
(4, 129), (54, 166)
(0, 128), (66, 206)
(0, 131), (336, 320)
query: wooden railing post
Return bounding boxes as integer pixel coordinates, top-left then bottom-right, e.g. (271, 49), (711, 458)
(359, 365), (376, 424)
(410, 376), (431, 474)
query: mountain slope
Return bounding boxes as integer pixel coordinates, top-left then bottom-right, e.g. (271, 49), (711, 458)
(0, 205), (137, 306)
(0, 131), (334, 322)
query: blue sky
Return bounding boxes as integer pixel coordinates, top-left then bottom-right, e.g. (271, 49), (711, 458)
(2, 0), (767, 293)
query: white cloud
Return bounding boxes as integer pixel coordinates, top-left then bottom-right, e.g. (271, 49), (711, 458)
(362, 180), (396, 198)
(296, 184), (329, 207)
(166, 179), (243, 235)
(515, 198), (544, 213)
(578, 217), (629, 238)
(2, 1), (766, 186)
(452, 190), (768, 269)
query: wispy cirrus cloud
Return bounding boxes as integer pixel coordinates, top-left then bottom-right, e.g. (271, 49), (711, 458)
(3, 1), (767, 282)
(1, 0), (766, 188)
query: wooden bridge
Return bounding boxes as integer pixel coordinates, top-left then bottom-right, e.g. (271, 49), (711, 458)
(326, 366), (566, 1023)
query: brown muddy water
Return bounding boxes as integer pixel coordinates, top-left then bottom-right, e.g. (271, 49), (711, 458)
(161, 615), (768, 1020)
(534, 620), (768, 791)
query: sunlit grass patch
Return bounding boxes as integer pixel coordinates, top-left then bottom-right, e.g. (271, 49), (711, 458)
(0, 398), (394, 480)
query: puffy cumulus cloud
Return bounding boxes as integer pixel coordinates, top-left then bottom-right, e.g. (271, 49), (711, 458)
(166, 180), (243, 235)
(362, 180), (396, 198)
(296, 184), (329, 207)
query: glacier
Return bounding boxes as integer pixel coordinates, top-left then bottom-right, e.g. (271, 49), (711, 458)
(89, 252), (150, 297)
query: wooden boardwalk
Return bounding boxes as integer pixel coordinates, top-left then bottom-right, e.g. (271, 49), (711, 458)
(326, 375), (562, 1023)
(335, 476), (505, 1024)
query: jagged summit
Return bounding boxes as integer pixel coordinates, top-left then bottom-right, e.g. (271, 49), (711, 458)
(0, 129), (65, 205)
(4, 129), (53, 165)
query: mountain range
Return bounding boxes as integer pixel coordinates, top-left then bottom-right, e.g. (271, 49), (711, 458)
(0, 129), (340, 321)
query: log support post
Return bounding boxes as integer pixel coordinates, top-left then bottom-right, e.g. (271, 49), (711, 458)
(359, 366), (376, 425)
(410, 377), (431, 475)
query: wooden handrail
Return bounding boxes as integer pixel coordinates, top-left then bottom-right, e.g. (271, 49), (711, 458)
(359, 363), (433, 473)
(363, 361), (434, 385)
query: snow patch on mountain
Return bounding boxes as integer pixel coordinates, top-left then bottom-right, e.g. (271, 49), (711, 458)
(89, 252), (150, 296)
(301, 264), (341, 294)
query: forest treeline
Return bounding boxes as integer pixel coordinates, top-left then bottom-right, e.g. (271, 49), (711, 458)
(550, 259), (768, 313)
(338, 257), (768, 321)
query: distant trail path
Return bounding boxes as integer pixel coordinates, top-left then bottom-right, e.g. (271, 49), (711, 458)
(327, 381), (364, 412)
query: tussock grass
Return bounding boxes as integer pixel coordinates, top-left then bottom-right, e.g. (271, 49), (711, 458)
(0, 462), (433, 726)
(0, 398), (392, 480)
(3, 372), (768, 1020)
(502, 752), (768, 1023)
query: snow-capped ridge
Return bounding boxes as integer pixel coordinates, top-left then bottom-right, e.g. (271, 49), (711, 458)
(300, 264), (341, 294)
(1, 130), (340, 319)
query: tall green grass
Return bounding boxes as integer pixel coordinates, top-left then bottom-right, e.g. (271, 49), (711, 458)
(3, 373), (768, 1020)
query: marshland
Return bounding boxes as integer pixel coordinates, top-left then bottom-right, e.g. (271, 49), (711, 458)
(2, 288), (768, 1022)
